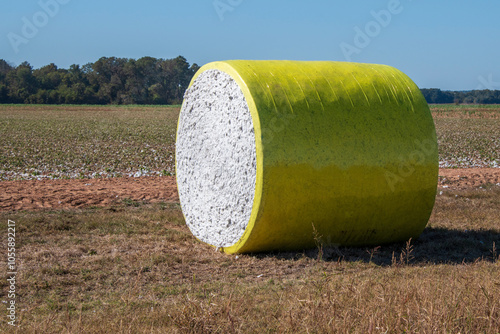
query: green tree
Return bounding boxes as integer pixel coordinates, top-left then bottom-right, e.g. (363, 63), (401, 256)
(6, 62), (38, 103)
(0, 56), (201, 105)
(33, 63), (64, 91)
(0, 59), (14, 103)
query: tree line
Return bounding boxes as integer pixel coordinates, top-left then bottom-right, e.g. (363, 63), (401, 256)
(1, 58), (499, 105)
(420, 88), (500, 104)
(0, 56), (199, 105)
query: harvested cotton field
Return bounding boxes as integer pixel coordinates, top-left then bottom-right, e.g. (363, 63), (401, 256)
(0, 104), (499, 333)
(1, 104), (498, 181)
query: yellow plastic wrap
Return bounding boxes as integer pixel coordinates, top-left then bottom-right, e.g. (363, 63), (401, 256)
(177, 60), (438, 254)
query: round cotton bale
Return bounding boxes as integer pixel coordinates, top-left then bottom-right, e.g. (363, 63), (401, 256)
(175, 60), (438, 254)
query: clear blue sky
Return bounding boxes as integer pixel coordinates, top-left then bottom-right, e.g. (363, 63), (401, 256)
(1, 0), (499, 90)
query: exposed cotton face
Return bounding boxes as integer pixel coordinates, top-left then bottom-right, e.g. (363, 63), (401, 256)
(176, 69), (257, 247)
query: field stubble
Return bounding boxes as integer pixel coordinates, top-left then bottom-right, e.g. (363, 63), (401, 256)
(0, 105), (178, 180)
(432, 104), (500, 168)
(0, 104), (499, 181)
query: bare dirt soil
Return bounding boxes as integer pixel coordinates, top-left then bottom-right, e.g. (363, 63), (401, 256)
(0, 176), (178, 211)
(439, 168), (500, 190)
(1, 168), (499, 212)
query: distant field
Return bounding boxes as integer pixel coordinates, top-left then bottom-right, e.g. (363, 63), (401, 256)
(430, 104), (500, 111)
(431, 104), (500, 168)
(0, 105), (179, 180)
(0, 104), (499, 181)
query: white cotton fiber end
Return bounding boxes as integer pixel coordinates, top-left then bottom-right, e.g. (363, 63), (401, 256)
(175, 69), (257, 247)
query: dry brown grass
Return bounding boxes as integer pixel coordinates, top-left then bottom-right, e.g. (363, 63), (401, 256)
(1, 186), (499, 333)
